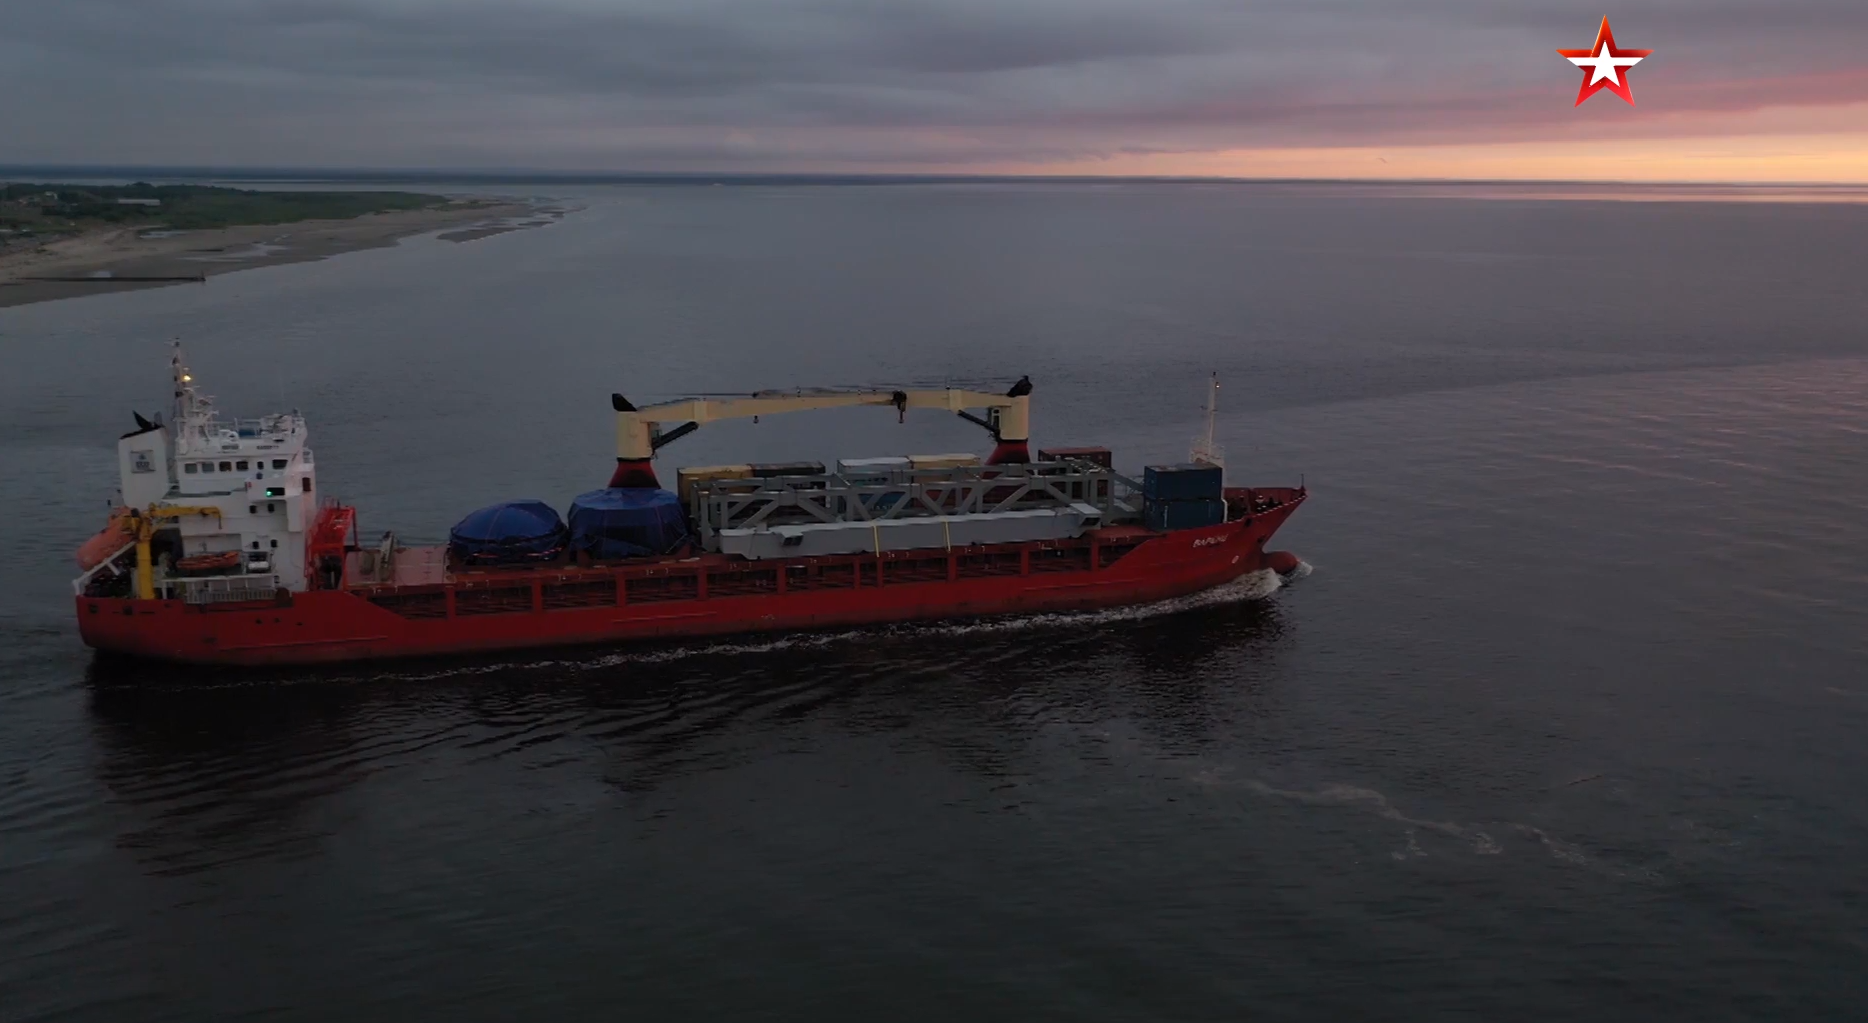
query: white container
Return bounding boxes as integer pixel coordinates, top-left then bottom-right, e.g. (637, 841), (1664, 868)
(836, 456), (911, 483)
(907, 453), (982, 470)
(718, 505), (1103, 559)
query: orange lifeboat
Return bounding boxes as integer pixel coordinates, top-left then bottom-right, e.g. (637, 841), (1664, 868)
(75, 507), (136, 570)
(175, 550), (243, 575)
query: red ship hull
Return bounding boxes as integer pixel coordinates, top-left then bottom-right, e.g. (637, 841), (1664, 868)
(79, 488), (1303, 667)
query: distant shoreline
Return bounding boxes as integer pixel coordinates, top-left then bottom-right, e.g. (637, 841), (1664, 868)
(0, 199), (564, 309)
(4, 167), (1866, 196)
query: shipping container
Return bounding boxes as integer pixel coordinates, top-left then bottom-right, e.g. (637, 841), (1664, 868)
(676, 465), (753, 507)
(907, 453), (982, 469)
(1144, 496), (1226, 531)
(836, 456), (911, 483)
(1143, 463), (1223, 502)
(677, 464), (752, 482)
(1037, 446), (1113, 469)
(749, 460), (826, 479)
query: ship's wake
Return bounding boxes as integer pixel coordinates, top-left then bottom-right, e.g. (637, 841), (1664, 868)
(1193, 773), (1622, 872)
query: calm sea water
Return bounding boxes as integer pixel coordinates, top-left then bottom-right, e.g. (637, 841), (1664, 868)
(2, 183), (1867, 1021)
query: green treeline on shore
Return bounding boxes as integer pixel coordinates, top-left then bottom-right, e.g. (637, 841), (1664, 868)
(0, 182), (448, 236)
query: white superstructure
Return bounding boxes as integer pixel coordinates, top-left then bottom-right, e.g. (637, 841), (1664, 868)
(112, 343), (320, 597)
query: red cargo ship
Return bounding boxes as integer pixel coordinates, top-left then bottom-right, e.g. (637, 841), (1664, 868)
(74, 347), (1305, 666)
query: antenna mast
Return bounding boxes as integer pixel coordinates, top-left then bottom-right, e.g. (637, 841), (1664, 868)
(1190, 373), (1224, 468)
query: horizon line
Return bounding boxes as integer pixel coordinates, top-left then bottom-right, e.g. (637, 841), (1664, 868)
(3, 164), (1867, 190)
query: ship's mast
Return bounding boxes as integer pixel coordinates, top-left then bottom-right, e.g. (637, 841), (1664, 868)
(1190, 373), (1224, 468)
(168, 341), (221, 454)
(170, 343), (212, 425)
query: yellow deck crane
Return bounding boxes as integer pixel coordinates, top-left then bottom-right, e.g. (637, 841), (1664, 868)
(606, 377), (1033, 488)
(127, 504), (224, 600)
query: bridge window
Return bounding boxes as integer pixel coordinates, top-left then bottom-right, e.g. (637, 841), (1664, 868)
(218, 461), (232, 472)
(201, 462), (216, 474)
(272, 459), (288, 470)
(236, 460), (249, 471)
(184, 463), (198, 474)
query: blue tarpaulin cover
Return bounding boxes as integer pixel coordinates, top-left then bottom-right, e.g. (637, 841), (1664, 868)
(567, 488), (689, 560)
(448, 500), (569, 563)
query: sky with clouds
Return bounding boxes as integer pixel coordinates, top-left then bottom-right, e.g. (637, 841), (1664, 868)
(4, 0), (1865, 180)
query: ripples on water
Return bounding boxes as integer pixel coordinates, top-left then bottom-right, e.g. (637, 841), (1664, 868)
(2, 186), (1867, 1021)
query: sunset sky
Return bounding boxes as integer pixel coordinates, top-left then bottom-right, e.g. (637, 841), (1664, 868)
(4, 0), (1865, 182)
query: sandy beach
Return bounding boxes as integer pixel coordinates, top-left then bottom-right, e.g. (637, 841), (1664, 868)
(0, 199), (562, 308)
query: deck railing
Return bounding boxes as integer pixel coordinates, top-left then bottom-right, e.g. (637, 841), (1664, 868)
(692, 461), (1144, 548)
(170, 574), (281, 605)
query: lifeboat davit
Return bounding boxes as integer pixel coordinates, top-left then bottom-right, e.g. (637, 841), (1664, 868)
(76, 507), (135, 570)
(1266, 550), (1301, 575)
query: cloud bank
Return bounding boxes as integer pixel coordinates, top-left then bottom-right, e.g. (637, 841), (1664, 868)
(3, 0), (1866, 175)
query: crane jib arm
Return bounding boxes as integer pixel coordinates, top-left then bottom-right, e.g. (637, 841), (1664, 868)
(607, 383), (1034, 488)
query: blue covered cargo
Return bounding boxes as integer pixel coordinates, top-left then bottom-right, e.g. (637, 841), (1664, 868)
(567, 488), (689, 560)
(1143, 463), (1223, 502)
(449, 500), (569, 564)
(1144, 497), (1226, 531)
